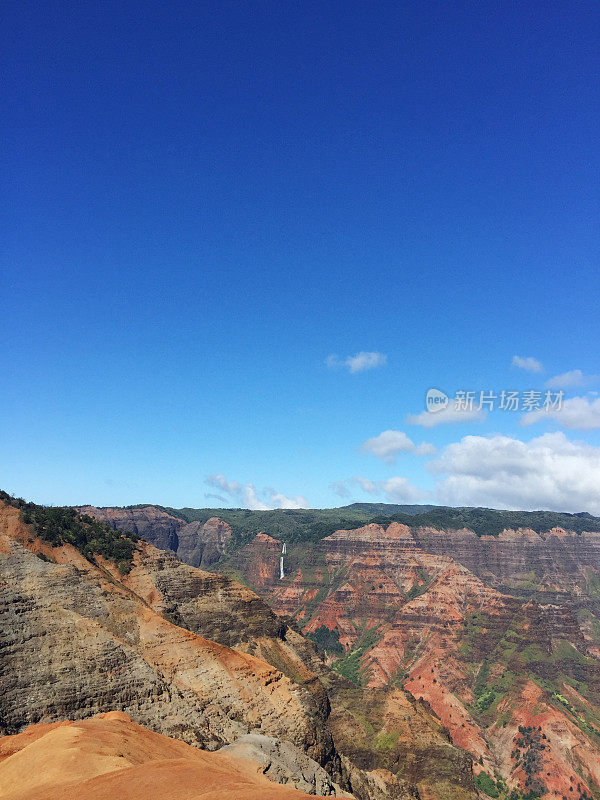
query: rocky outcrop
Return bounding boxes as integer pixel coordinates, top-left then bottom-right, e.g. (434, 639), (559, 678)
(122, 543), (287, 647)
(411, 525), (600, 603)
(50, 503), (600, 797)
(219, 734), (349, 797)
(325, 685), (476, 800)
(176, 516), (232, 568)
(77, 505), (183, 553)
(119, 542), (332, 713)
(78, 507), (600, 607)
(77, 505), (232, 568)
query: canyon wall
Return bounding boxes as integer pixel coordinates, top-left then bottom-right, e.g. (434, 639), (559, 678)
(77, 505), (232, 569)
(71, 505), (600, 797)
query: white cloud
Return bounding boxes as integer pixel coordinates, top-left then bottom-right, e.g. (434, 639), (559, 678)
(268, 491), (309, 510)
(330, 480), (351, 499)
(242, 484), (271, 510)
(546, 369), (600, 388)
(362, 430), (435, 463)
(205, 473), (242, 495)
(406, 406), (486, 428)
(521, 395), (600, 430)
(379, 477), (425, 503)
(512, 355), (543, 373)
(205, 474), (308, 510)
(352, 476), (379, 494)
(326, 351), (387, 374)
(332, 475), (425, 503)
(415, 442), (437, 456)
(430, 432), (600, 514)
(333, 428), (600, 515)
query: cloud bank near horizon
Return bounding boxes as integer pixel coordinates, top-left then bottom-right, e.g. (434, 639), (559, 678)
(205, 474), (308, 510)
(332, 431), (600, 515)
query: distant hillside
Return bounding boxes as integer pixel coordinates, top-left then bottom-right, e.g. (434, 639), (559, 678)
(376, 506), (600, 537)
(336, 502), (438, 516)
(118, 502), (600, 543)
(144, 505), (384, 545)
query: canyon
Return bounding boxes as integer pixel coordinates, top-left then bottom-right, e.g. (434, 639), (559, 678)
(0, 498), (478, 800)
(83, 503), (600, 799)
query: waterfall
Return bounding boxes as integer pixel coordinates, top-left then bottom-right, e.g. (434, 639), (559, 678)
(279, 542), (286, 579)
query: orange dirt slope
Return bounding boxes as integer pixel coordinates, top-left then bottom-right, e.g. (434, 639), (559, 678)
(0, 711), (326, 800)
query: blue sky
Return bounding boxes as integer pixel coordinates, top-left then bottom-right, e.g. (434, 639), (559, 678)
(2, 1), (599, 512)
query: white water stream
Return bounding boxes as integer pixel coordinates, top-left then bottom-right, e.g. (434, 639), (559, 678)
(279, 542), (286, 579)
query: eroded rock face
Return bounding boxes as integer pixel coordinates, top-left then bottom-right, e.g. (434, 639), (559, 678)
(77, 505), (183, 553)
(176, 517), (232, 568)
(411, 525), (600, 604)
(76, 506), (232, 568)
(62, 507), (600, 797)
(51, 503), (600, 797)
(76, 507), (600, 607)
(122, 543), (287, 648)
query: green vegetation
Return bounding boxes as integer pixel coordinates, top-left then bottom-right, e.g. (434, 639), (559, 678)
(516, 635), (599, 700)
(474, 771), (500, 798)
(471, 660), (507, 714)
(332, 625), (380, 685)
(306, 624), (344, 655)
(548, 690), (600, 742)
(163, 505), (396, 545)
(459, 612), (495, 660)
(460, 607), (600, 714)
(552, 691), (570, 707)
(457, 607), (600, 750)
(1, 490), (140, 573)
(553, 639), (589, 663)
(585, 570), (600, 596)
(520, 643), (547, 663)
(373, 730), (400, 752)
(476, 688), (498, 712)
(406, 566), (433, 600)
(474, 659), (491, 696)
